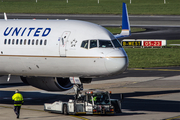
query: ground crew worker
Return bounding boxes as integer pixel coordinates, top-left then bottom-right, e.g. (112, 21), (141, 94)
(90, 96), (97, 103)
(12, 89), (24, 119)
(93, 96), (97, 102)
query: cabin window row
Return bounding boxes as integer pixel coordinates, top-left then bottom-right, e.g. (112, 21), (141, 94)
(81, 39), (122, 49)
(4, 39), (47, 46)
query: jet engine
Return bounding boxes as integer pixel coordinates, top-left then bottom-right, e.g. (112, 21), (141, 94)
(20, 77), (92, 91)
(20, 77), (73, 91)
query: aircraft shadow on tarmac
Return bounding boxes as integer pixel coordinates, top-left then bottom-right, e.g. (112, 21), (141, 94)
(0, 90), (74, 105)
(0, 83), (28, 88)
(112, 90), (180, 113)
(93, 68), (180, 81)
(0, 90), (179, 113)
(1, 67), (179, 86)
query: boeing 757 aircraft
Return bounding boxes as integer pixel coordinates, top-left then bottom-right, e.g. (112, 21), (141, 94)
(0, 3), (130, 91)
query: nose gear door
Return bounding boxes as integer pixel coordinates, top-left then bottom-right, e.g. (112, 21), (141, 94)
(59, 31), (71, 57)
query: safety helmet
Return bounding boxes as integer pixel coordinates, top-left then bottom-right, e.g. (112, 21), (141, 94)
(15, 89), (19, 93)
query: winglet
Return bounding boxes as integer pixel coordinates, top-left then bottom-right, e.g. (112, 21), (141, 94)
(4, 12), (7, 20)
(114, 3), (131, 39)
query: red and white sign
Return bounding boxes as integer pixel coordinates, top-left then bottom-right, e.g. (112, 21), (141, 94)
(143, 41), (162, 47)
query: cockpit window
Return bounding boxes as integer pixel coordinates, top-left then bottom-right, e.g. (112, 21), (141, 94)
(99, 40), (113, 48)
(90, 40), (97, 48)
(81, 40), (89, 49)
(112, 39), (122, 48)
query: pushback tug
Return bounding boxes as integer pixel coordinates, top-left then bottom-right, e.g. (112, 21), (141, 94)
(44, 89), (122, 115)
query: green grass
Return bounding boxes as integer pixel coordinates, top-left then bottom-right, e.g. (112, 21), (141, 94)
(0, 0), (180, 14)
(166, 40), (180, 47)
(167, 40), (180, 44)
(124, 40), (180, 68)
(125, 47), (180, 68)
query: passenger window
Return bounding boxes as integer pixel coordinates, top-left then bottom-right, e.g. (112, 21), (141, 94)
(44, 40), (47, 45)
(112, 39), (122, 48)
(81, 40), (89, 49)
(12, 39), (15, 45)
(99, 40), (113, 48)
(40, 40), (43, 45)
(28, 39), (31, 45)
(4, 39), (7, 44)
(32, 40), (34, 45)
(24, 39), (26, 45)
(36, 40), (38, 45)
(16, 39), (19, 45)
(90, 40), (97, 49)
(20, 39), (23, 45)
(8, 39), (11, 44)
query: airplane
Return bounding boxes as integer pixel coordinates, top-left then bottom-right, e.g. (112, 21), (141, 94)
(0, 3), (130, 91)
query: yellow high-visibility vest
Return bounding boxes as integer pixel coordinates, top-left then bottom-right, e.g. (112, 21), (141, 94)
(12, 93), (24, 106)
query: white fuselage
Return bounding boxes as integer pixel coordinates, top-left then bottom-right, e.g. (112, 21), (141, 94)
(0, 19), (128, 78)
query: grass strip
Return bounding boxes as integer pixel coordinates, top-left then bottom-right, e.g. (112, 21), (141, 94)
(0, 0), (180, 15)
(125, 47), (180, 68)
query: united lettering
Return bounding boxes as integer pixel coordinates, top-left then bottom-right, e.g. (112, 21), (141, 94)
(4, 27), (51, 37)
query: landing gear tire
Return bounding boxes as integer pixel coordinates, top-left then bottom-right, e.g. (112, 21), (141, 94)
(63, 104), (68, 115)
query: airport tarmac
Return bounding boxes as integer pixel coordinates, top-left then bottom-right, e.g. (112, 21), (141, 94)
(0, 67), (180, 120)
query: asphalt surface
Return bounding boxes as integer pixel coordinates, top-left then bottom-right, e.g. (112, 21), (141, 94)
(0, 14), (180, 40)
(0, 67), (180, 120)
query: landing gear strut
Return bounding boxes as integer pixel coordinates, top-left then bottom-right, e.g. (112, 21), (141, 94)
(73, 84), (83, 100)
(69, 77), (84, 100)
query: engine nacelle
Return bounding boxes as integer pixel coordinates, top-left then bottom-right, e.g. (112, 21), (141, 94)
(20, 77), (73, 91)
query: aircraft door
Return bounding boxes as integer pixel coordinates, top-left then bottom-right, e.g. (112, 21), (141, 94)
(59, 31), (71, 56)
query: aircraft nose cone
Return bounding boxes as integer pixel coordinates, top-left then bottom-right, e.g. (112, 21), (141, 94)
(105, 50), (128, 75)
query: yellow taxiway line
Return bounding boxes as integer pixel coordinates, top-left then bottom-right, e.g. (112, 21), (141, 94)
(70, 115), (90, 120)
(165, 115), (180, 120)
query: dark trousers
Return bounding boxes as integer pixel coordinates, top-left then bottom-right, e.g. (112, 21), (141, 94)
(14, 106), (21, 117)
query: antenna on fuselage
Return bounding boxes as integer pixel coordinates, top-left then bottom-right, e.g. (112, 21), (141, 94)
(4, 12), (7, 20)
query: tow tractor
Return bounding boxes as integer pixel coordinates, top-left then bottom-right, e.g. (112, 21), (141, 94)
(44, 77), (122, 115)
